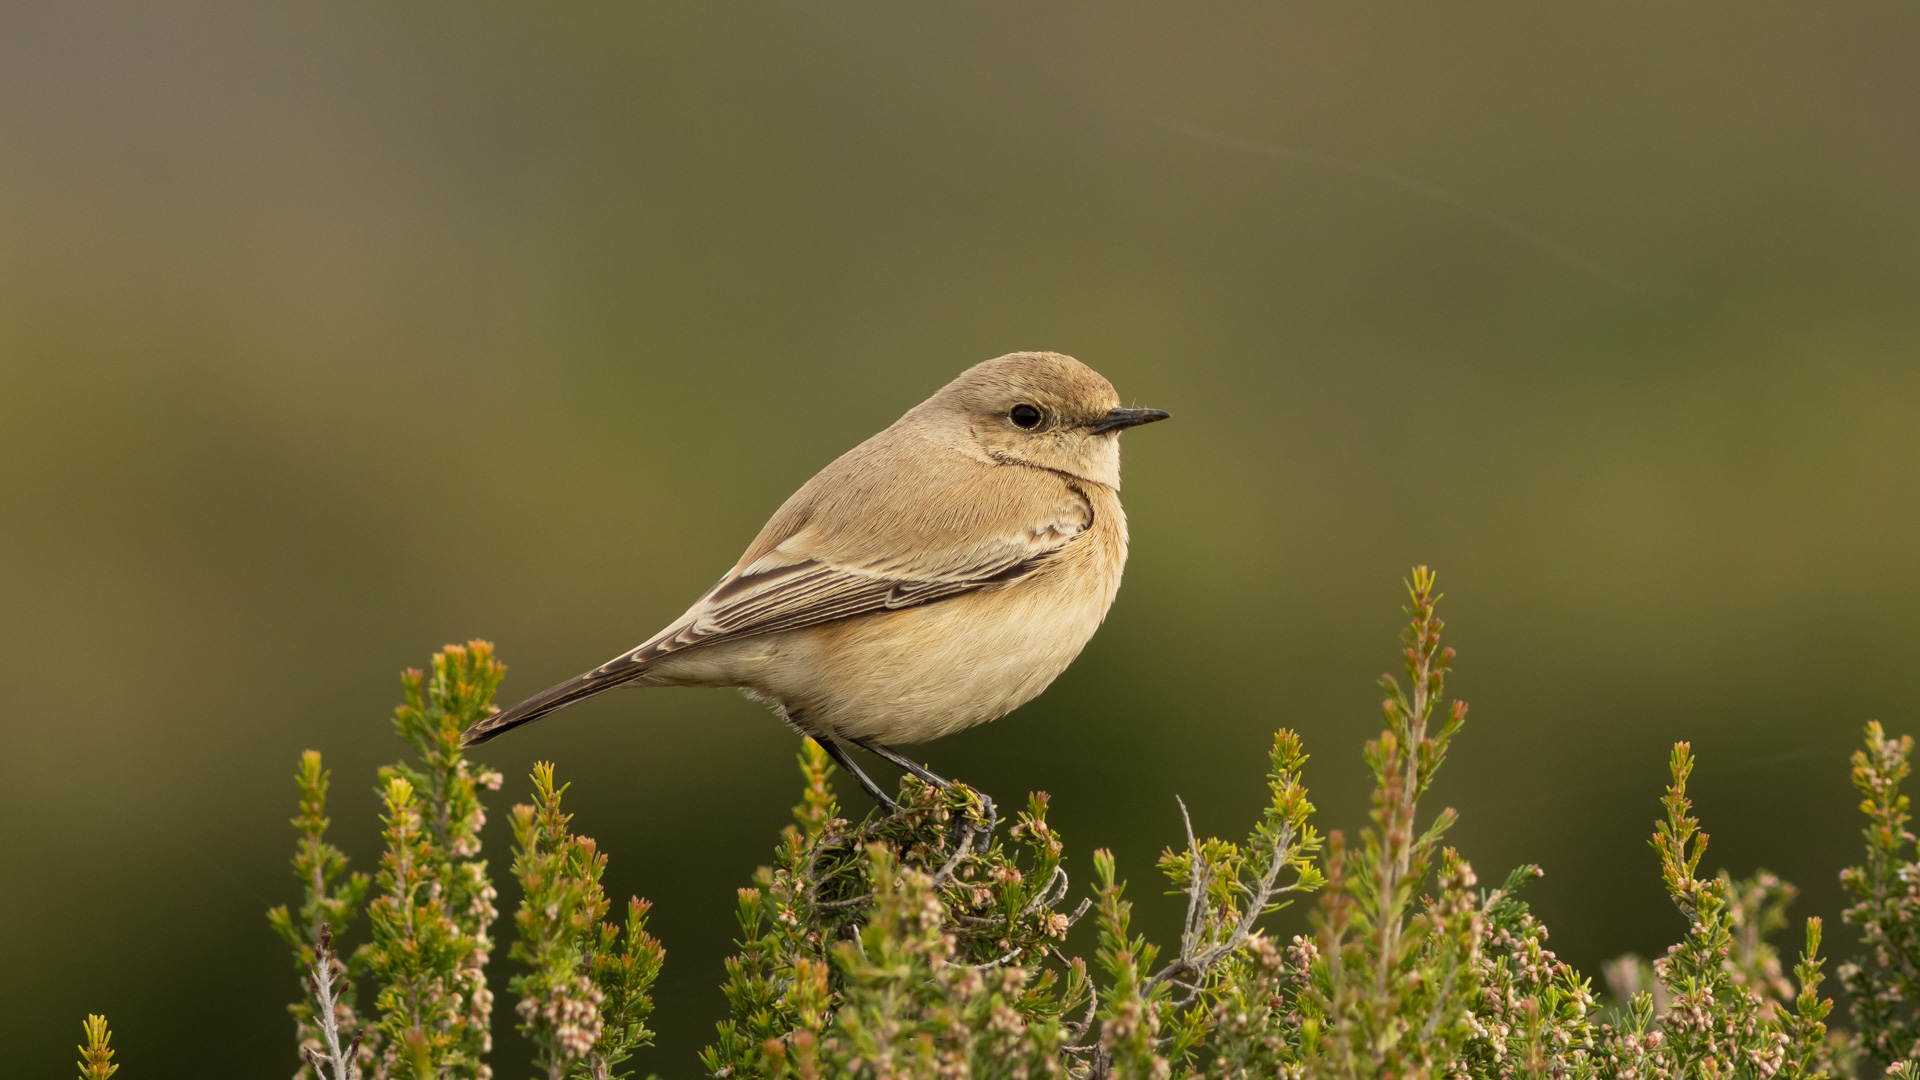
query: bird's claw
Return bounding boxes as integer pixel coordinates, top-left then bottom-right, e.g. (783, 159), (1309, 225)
(947, 787), (996, 851)
(973, 790), (997, 843)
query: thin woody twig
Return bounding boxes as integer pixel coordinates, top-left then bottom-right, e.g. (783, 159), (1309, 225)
(307, 923), (359, 1080)
(1142, 809), (1304, 1000)
(931, 831), (976, 888)
(1065, 985), (1103, 1049)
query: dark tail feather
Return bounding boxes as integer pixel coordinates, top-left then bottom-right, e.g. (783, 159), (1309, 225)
(461, 658), (646, 746)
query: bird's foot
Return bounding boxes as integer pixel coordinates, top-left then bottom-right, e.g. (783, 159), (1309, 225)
(942, 784), (996, 851)
(833, 737), (994, 844)
(971, 789), (997, 845)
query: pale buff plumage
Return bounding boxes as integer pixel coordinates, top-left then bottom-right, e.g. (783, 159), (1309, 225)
(462, 351), (1167, 806)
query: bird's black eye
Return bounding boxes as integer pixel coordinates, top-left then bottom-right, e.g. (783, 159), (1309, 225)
(1010, 404), (1042, 429)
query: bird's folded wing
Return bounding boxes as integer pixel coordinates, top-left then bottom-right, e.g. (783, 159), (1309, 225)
(633, 486), (1094, 659)
(460, 444), (1097, 746)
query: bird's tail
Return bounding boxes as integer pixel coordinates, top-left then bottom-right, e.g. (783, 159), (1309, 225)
(460, 654), (649, 746)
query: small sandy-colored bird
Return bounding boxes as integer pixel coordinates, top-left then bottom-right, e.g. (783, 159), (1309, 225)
(462, 351), (1168, 811)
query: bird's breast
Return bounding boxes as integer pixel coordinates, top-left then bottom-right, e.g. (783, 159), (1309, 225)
(745, 486), (1129, 744)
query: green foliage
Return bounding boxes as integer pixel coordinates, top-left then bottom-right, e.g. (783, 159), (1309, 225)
(1459, 863), (1595, 1080)
(363, 773), (484, 1077)
(168, 569), (1920, 1079)
(1840, 721), (1920, 1067)
(372, 641), (507, 1078)
(1129, 727), (1324, 1079)
(78, 1014), (117, 1080)
(588, 898), (669, 1079)
(324, 640), (511, 1080)
(268, 750), (374, 1078)
(1296, 566), (1483, 1080)
(509, 761), (664, 1080)
(697, 696), (1326, 1078)
(700, 742), (1095, 1079)
(1783, 918), (1837, 1080)
(1636, 743), (1789, 1076)
(260, 641), (667, 1080)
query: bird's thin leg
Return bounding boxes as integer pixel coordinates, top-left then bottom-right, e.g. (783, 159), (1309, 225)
(851, 739), (950, 787)
(813, 736), (899, 814)
(854, 738), (996, 839)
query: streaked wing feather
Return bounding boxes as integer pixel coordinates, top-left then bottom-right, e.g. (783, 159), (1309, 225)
(638, 489), (1091, 658)
(463, 433), (1101, 748)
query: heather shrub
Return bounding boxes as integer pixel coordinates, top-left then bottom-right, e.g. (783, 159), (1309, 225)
(69, 568), (1920, 1079)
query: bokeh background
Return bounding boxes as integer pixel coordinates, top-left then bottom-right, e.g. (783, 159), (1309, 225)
(4, 3), (1918, 1074)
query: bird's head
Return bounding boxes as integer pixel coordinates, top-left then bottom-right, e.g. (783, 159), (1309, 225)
(918, 351), (1169, 489)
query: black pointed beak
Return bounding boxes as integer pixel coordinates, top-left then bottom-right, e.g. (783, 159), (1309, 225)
(1089, 407), (1171, 434)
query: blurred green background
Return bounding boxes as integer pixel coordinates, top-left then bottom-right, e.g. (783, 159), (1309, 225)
(4, 3), (1917, 1073)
